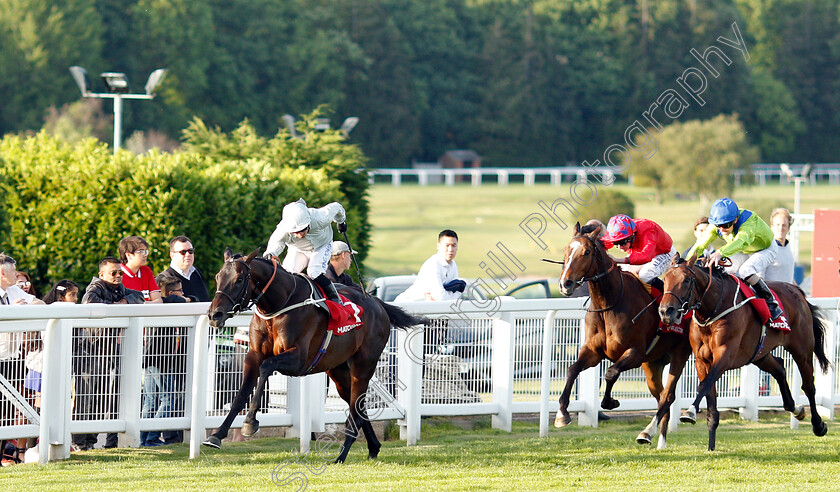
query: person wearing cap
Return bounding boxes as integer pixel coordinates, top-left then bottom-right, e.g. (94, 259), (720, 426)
(264, 198), (348, 304)
(325, 241), (360, 288)
(686, 197), (786, 329)
(602, 214), (675, 292)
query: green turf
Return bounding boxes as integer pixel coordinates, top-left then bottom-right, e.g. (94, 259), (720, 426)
(366, 183), (838, 281)
(7, 413), (840, 491)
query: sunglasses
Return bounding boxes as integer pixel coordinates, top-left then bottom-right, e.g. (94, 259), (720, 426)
(108, 270), (124, 277)
(173, 249), (195, 256)
(615, 237), (633, 247)
(17, 281), (31, 288)
(718, 221), (735, 229)
(133, 249), (148, 256)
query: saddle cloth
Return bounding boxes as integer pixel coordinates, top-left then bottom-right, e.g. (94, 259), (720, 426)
(311, 283), (364, 335)
(731, 275), (790, 332)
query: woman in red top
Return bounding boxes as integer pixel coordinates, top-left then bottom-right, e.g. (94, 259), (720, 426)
(602, 214), (676, 292)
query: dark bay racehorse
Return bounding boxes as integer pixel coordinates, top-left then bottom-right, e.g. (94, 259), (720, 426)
(659, 254), (829, 450)
(204, 248), (425, 463)
(554, 223), (693, 448)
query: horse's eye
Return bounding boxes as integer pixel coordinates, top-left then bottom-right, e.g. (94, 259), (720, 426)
(584, 250), (590, 256)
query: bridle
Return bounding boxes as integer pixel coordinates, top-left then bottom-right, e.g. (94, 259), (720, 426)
(564, 234), (622, 312)
(661, 262), (720, 322)
(215, 257), (280, 315)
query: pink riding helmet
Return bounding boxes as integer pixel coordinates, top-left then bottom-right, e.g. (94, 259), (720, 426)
(605, 214), (636, 242)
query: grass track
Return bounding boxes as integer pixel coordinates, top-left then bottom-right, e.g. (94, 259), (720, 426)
(8, 413), (840, 491)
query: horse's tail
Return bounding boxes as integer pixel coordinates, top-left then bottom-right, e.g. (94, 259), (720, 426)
(377, 299), (429, 329)
(808, 302), (831, 374)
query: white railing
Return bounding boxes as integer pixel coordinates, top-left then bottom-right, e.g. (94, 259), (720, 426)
(1, 296), (838, 463)
(367, 167), (615, 186)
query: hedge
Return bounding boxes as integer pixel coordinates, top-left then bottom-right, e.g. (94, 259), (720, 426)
(0, 122), (367, 294)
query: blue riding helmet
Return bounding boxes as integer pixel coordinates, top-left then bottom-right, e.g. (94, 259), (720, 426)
(709, 198), (739, 225)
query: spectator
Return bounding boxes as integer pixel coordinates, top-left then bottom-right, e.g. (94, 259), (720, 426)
(43, 280), (80, 304)
(118, 236), (162, 302)
(585, 219), (607, 238)
(764, 208), (795, 283)
(82, 257), (145, 304)
(15, 271), (39, 298)
(161, 236), (209, 302)
(77, 257), (144, 450)
(684, 217), (715, 258)
(0, 254), (44, 465)
(137, 275), (186, 448)
(324, 241), (360, 288)
(395, 230), (464, 302)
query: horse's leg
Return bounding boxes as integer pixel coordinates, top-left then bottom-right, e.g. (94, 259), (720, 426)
(556, 346), (602, 428)
(328, 363), (383, 460)
(203, 350), (262, 448)
(681, 344), (731, 425)
(601, 348), (645, 410)
(241, 366), (271, 438)
(789, 349), (828, 436)
(754, 354), (802, 417)
(334, 362), (379, 463)
(636, 359), (665, 446)
(638, 344), (691, 449)
(705, 386), (719, 451)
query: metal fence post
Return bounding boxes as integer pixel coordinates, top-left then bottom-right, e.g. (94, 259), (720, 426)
(189, 315), (210, 459)
(397, 325), (423, 445)
(121, 317), (144, 447)
(739, 365), (759, 421)
(539, 310), (557, 437)
(39, 319), (70, 464)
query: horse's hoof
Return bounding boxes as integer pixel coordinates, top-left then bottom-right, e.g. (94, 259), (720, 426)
(601, 398), (620, 410)
(241, 421), (260, 438)
(814, 421), (828, 437)
(334, 456), (347, 464)
(636, 432), (652, 445)
(680, 410), (696, 424)
(554, 412), (571, 428)
(793, 405), (806, 421)
(202, 436), (222, 449)
(368, 449), (381, 460)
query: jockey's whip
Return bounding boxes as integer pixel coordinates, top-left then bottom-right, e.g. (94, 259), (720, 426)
(342, 230), (369, 296)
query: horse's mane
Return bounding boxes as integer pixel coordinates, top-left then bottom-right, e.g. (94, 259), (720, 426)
(674, 257), (729, 280)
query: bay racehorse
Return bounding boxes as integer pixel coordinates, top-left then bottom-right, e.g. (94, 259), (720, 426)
(658, 254), (829, 450)
(554, 223), (693, 448)
(204, 248), (425, 463)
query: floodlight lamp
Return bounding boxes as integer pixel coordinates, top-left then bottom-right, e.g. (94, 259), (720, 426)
(801, 164), (812, 178)
(144, 68), (167, 96)
(314, 118), (330, 132)
(101, 72), (130, 93)
(340, 117), (359, 137)
(69, 66), (92, 96)
(780, 163), (793, 178)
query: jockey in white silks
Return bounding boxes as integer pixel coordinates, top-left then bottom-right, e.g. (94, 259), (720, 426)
(264, 198), (348, 305)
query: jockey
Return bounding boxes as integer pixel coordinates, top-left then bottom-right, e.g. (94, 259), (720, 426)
(602, 214), (676, 293)
(686, 197), (786, 328)
(264, 198), (348, 305)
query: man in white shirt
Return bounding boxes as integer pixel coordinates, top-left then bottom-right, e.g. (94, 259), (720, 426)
(0, 253), (44, 359)
(396, 230), (464, 302)
(764, 208), (795, 283)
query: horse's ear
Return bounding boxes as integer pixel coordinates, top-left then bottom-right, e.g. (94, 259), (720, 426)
(223, 247), (234, 262)
(687, 252), (698, 267)
(671, 252), (682, 267)
(574, 222), (581, 235)
(245, 248), (261, 264)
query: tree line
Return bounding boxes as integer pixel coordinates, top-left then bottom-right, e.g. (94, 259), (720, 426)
(0, 0), (837, 167)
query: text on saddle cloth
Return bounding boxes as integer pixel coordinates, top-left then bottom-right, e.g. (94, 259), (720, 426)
(730, 275), (790, 332)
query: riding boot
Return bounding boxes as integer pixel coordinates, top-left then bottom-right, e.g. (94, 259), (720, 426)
(314, 274), (344, 306)
(751, 277), (784, 322)
(648, 277), (664, 294)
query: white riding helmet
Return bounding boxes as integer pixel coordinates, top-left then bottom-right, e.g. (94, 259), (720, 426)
(279, 198), (311, 232)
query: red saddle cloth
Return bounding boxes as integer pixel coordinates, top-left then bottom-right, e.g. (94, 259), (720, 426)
(650, 286), (691, 335)
(730, 276), (790, 332)
(321, 294), (364, 336)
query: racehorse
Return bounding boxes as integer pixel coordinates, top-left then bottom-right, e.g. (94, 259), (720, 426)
(658, 254), (829, 450)
(204, 248), (426, 463)
(554, 223), (693, 448)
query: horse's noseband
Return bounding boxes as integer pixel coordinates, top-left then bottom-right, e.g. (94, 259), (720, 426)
(662, 266), (702, 316)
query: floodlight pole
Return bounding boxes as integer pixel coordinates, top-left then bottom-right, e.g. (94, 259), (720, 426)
(86, 92), (154, 152)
